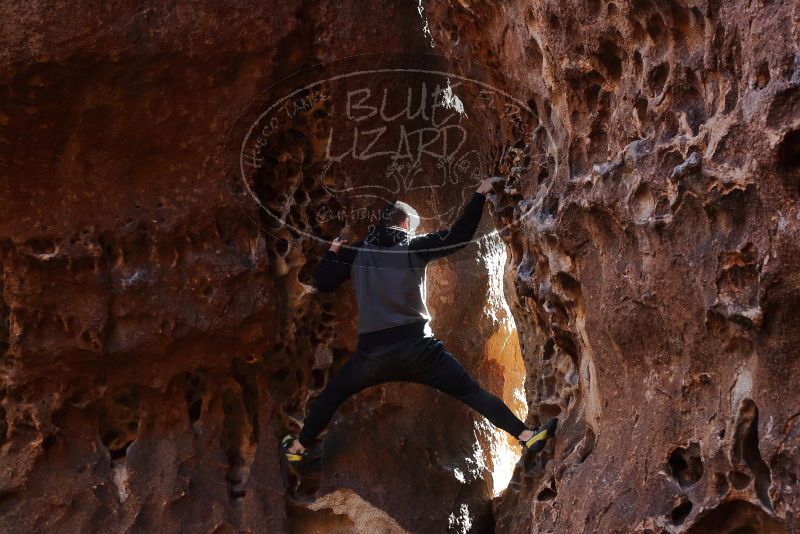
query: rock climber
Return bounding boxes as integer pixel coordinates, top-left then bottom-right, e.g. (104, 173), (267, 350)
(281, 178), (557, 463)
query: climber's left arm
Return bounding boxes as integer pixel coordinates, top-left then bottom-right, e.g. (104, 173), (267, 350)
(313, 238), (359, 292)
(409, 191), (487, 263)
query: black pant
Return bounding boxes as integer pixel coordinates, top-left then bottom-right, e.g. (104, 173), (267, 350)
(298, 335), (528, 447)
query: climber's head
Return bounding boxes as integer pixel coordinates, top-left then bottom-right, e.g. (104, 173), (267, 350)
(379, 200), (420, 234)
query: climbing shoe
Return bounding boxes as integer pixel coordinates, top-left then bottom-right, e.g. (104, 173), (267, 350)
(519, 418), (558, 455)
(281, 434), (308, 463)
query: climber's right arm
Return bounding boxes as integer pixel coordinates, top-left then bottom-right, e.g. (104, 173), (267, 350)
(313, 237), (358, 292)
(409, 179), (493, 263)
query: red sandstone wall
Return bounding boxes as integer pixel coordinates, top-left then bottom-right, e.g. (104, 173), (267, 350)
(425, 0), (799, 531)
(2, 1), (798, 533)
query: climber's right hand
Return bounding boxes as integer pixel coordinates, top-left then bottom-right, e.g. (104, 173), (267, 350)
(329, 236), (347, 253)
(476, 178), (495, 195)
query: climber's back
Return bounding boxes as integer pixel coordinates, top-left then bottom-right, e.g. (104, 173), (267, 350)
(350, 227), (432, 336)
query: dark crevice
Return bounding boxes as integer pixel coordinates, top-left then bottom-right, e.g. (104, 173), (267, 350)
(670, 498), (693, 525)
(594, 40), (623, 81)
(714, 473), (729, 496)
(98, 386), (141, 461)
(732, 399), (773, 510)
(646, 63), (669, 97)
(777, 129), (800, 196)
(542, 338), (555, 361)
(577, 427), (596, 464)
(687, 500), (786, 533)
(536, 476), (557, 501)
(221, 388), (253, 503)
(668, 442), (704, 486)
(223, 359), (262, 504)
(184, 371), (207, 426)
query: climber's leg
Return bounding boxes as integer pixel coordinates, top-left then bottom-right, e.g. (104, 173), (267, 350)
(402, 337), (528, 438)
(296, 350), (393, 448)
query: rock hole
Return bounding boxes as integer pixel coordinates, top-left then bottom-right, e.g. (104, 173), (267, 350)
(543, 195), (560, 218)
(729, 469), (751, 490)
(754, 61), (770, 90)
(577, 428), (596, 464)
(646, 63), (669, 97)
(686, 106), (706, 136)
(668, 442), (704, 486)
(671, 499), (693, 525)
(686, 500), (786, 533)
(275, 238), (290, 256)
(537, 166), (550, 187)
(536, 476), (558, 501)
(221, 388), (255, 503)
(42, 434), (58, 451)
(527, 98), (540, 120)
(585, 84), (601, 112)
(554, 272), (581, 300)
(554, 333), (578, 361)
(539, 403), (561, 420)
(595, 40), (623, 81)
(542, 339), (555, 361)
(668, 0), (691, 36)
(777, 129), (800, 197)
(184, 372), (206, 427)
(536, 486), (557, 501)
(646, 14), (667, 42)
(98, 387), (141, 461)
(632, 49), (643, 74)
(733, 399), (773, 509)
(80, 330), (94, 347)
(635, 95), (648, 124)
(188, 398), (202, 424)
(630, 18), (646, 43)
(714, 473), (729, 496)
(588, 124), (608, 156)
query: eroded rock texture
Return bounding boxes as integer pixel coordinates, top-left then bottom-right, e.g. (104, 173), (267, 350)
(423, 0), (800, 532)
(1, 1), (526, 533)
(2, 0), (799, 533)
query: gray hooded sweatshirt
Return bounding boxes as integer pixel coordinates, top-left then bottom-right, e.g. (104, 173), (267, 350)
(314, 192), (486, 347)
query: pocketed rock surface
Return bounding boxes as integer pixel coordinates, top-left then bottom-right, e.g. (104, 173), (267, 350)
(1, 1), (798, 533)
(0, 1), (522, 532)
(424, 0), (799, 532)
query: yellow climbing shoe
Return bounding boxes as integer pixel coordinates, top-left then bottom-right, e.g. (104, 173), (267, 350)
(520, 418), (558, 454)
(281, 434), (308, 463)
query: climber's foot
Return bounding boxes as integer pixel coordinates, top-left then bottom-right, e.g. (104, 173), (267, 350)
(288, 438), (306, 454)
(281, 434), (308, 463)
(519, 418), (558, 455)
